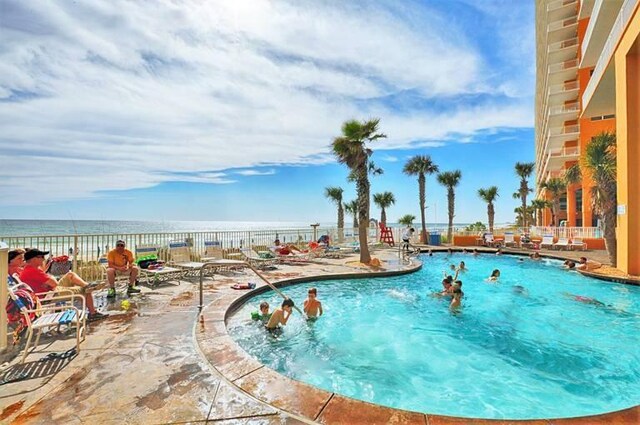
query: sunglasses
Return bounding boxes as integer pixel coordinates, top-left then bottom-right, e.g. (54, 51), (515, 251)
(116, 244), (125, 247)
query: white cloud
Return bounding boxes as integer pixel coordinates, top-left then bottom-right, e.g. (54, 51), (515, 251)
(0, 0), (533, 205)
(235, 169), (276, 176)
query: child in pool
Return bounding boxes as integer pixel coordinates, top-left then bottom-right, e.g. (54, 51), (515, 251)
(450, 288), (462, 310)
(266, 298), (295, 331)
(251, 301), (272, 324)
(303, 287), (323, 318)
(458, 261), (467, 271)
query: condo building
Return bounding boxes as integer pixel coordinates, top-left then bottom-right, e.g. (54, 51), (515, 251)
(535, 0), (639, 274)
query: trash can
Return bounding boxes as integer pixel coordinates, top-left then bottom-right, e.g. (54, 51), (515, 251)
(428, 233), (441, 246)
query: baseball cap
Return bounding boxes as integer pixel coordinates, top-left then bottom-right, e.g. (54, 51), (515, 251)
(116, 240), (126, 246)
(24, 248), (50, 261)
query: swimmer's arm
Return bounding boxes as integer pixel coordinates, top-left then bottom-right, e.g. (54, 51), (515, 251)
(453, 268), (460, 280)
(303, 299), (310, 314)
(281, 310), (291, 325)
(318, 302), (323, 316)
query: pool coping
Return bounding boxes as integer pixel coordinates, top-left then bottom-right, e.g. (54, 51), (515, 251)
(195, 253), (640, 425)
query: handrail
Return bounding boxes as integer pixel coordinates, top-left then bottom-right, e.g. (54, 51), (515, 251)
(1, 242), (8, 352)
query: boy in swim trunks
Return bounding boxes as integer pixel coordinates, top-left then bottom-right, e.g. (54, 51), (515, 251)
(251, 301), (272, 324)
(266, 299), (295, 331)
(303, 288), (323, 318)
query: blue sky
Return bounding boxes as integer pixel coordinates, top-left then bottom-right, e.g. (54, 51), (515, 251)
(0, 0), (535, 224)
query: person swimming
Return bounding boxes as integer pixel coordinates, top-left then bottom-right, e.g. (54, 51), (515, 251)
(487, 269), (500, 281)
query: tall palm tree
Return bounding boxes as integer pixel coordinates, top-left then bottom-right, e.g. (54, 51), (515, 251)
(541, 178), (565, 226)
(514, 205), (535, 227)
(373, 192), (396, 227)
(332, 118), (386, 264)
(531, 199), (552, 226)
(436, 170), (462, 243)
(477, 186), (499, 232)
(403, 155), (439, 243)
(344, 199), (359, 229)
(514, 162), (535, 228)
(567, 132), (617, 265)
(324, 186), (344, 241)
(398, 214), (416, 226)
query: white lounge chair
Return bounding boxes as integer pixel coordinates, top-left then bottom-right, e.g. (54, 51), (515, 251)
(240, 248), (276, 270)
(570, 238), (587, 251)
(553, 238), (570, 250)
(8, 275), (86, 363)
(168, 241), (207, 278)
(503, 232), (518, 248)
(540, 234), (555, 249)
(135, 244), (184, 286)
(484, 233), (495, 247)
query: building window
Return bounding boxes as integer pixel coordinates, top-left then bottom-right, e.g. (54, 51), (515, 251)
(576, 189), (582, 212)
(560, 196), (567, 211)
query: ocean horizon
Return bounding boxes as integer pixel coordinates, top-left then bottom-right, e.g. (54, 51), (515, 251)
(0, 219), (489, 237)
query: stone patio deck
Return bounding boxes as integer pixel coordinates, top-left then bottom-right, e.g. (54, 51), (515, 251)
(1, 247), (638, 424)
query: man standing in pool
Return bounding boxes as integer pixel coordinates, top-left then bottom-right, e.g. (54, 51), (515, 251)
(303, 288), (323, 319)
(266, 299), (295, 332)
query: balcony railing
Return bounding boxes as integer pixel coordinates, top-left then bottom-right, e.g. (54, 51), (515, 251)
(548, 16), (578, 32)
(549, 145), (580, 157)
(548, 80), (579, 95)
(550, 124), (580, 137)
(549, 58), (579, 73)
(583, 0), (639, 109)
(547, 0), (578, 12)
(549, 102), (580, 115)
(547, 170), (566, 180)
(548, 37), (579, 53)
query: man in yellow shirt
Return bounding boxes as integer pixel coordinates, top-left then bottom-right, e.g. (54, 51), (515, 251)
(106, 240), (140, 298)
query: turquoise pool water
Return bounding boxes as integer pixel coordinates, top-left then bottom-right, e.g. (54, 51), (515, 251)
(227, 254), (640, 419)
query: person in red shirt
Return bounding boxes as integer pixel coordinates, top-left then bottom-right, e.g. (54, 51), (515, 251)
(19, 248), (106, 321)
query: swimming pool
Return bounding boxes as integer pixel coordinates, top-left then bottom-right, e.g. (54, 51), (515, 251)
(227, 253), (640, 419)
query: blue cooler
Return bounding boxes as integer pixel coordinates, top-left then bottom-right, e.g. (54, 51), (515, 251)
(429, 233), (441, 246)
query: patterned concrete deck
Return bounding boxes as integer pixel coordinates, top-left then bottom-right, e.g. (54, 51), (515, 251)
(1, 247), (638, 424)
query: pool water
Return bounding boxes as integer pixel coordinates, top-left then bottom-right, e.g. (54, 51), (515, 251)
(227, 254), (640, 419)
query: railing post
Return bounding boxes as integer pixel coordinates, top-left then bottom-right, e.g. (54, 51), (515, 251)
(73, 235), (78, 274)
(1, 242), (8, 352)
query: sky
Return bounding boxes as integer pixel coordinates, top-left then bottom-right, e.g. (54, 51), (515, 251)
(0, 0), (536, 225)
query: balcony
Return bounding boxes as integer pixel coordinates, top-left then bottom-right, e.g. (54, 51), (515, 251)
(582, 0), (639, 117)
(547, 146), (581, 168)
(548, 81), (579, 104)
(548, 16), (578, 31)
(549, 102), (580, 122)
(548, 37), (579, 53)
(546, 169), (566, 181)
(548, 0), (578, 13)
(548, 58), (579, 85)
(548, 124), (580, 146)
(547, 16), (578, 42)
(549, 58), (579, 73)
(548, 37), (579, 63)
(581, 0), (624, 68)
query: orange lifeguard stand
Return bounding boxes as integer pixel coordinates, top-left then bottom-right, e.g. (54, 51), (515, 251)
(379, 223), (395, 246)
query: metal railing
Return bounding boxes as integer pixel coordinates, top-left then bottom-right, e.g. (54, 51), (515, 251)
(1, 242), (7, 352)
(548, 80), (579, 95)
(548, 36), (579, 53)
(548, 0), (578, 12)
(529, 226), (601, 239)
(549, 145), (580, 157)
(549, 58), (579, 73)
(548, 16), (578, 32)
(549, 102), (580, 115)
(549, 124), (580, 136)
(583, 0), (639, 110)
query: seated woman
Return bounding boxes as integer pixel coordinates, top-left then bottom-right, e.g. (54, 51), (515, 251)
(272, 239), (302, 256)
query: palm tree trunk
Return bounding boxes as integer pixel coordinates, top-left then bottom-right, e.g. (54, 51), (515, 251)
(353, 216), (359, 229)
(521, 191), (527, 229)
(447, 188), (454, 243)
(603, 197), (617, 266)
(337, 204), (344, 242)
(356, 167), (371, 264)
(381, 208), (387, 228)
(488, 203), (495, 233)
(419, 174), (427, 243)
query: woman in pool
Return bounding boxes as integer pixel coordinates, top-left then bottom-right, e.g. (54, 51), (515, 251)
(487, 269), (500, 281)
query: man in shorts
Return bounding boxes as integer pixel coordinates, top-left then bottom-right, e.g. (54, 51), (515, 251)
(19, 248), (106, 321)
(106, 240), (140, 298)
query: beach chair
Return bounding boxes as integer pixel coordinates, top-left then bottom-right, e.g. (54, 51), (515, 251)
(484, 234), (496, 247)
(503, 232), (518, 248)
(99, 257), (130, 289)
(553, 238), (570, 250)
(540, 234), (555, 249)
(135, 244), (184, 286)
(570, 238), (587, 251)
(8, 276), (86, 363)
(240, 248), (277, 270)
(168, 241), (207, 278)
(198, 241), (246, 272)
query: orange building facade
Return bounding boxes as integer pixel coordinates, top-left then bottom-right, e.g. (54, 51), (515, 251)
(535, 0), (640, 274)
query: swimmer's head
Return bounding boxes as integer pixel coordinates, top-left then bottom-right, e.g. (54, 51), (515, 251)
(579, 257), (587, 264)
(259, 301), (269, 314)
(567, 261), (576, 269)
(491, 269), (500, 277)
(281, 298), (295, 311)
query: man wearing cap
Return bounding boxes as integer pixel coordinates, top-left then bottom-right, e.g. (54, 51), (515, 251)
(19, 248), (106, 321)
(106, 240), (140, 299)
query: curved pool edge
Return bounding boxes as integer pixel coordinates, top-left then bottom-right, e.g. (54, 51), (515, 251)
(195, 253), (640, 424)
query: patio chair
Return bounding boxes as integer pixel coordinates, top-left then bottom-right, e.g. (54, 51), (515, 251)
(484, 234), (496, 247)
(240, 248), (277, 270)
(540, 234), (555, 249)
(553, 238), (570, 250)
(99, 257), (132, 289)
(570, 238), (588, 251)
(134, 244), (184, 286)
(199, 241), (246, 272)
(503, 232), (518, 248)
(8, 276), (86, 363)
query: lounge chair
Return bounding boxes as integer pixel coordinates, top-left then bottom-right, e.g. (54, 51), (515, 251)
(570, 238), (587, 251)
(540, 234), (555, 249)
(484, 234), (496, 247)
(240, 248), (277, 270)
(8, 275), (86, 363)
(503, 232), (518, 248)
(199, 241), (246, 272)
(135, 244), (184, 286)
(553, 238), (570, 250)
(168, 242), (207, 278)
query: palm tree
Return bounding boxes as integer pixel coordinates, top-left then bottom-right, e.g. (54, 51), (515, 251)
(531, 199), (552, 226)
(332, 118), (386, 264)
(373, 192), (395, 227)
(403, 155), (439, 243)
(344, 199), (359, 229)
(514, 205), (535, 227)
(324, 186), (344, 241)
(477, 186), (499, 232)
(436, 170), (462, 243)
(567, 132), (617, 265)
(398, 214), (416, 226)
(514, 162), (535, 228)
(541, 178), (565, 226)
